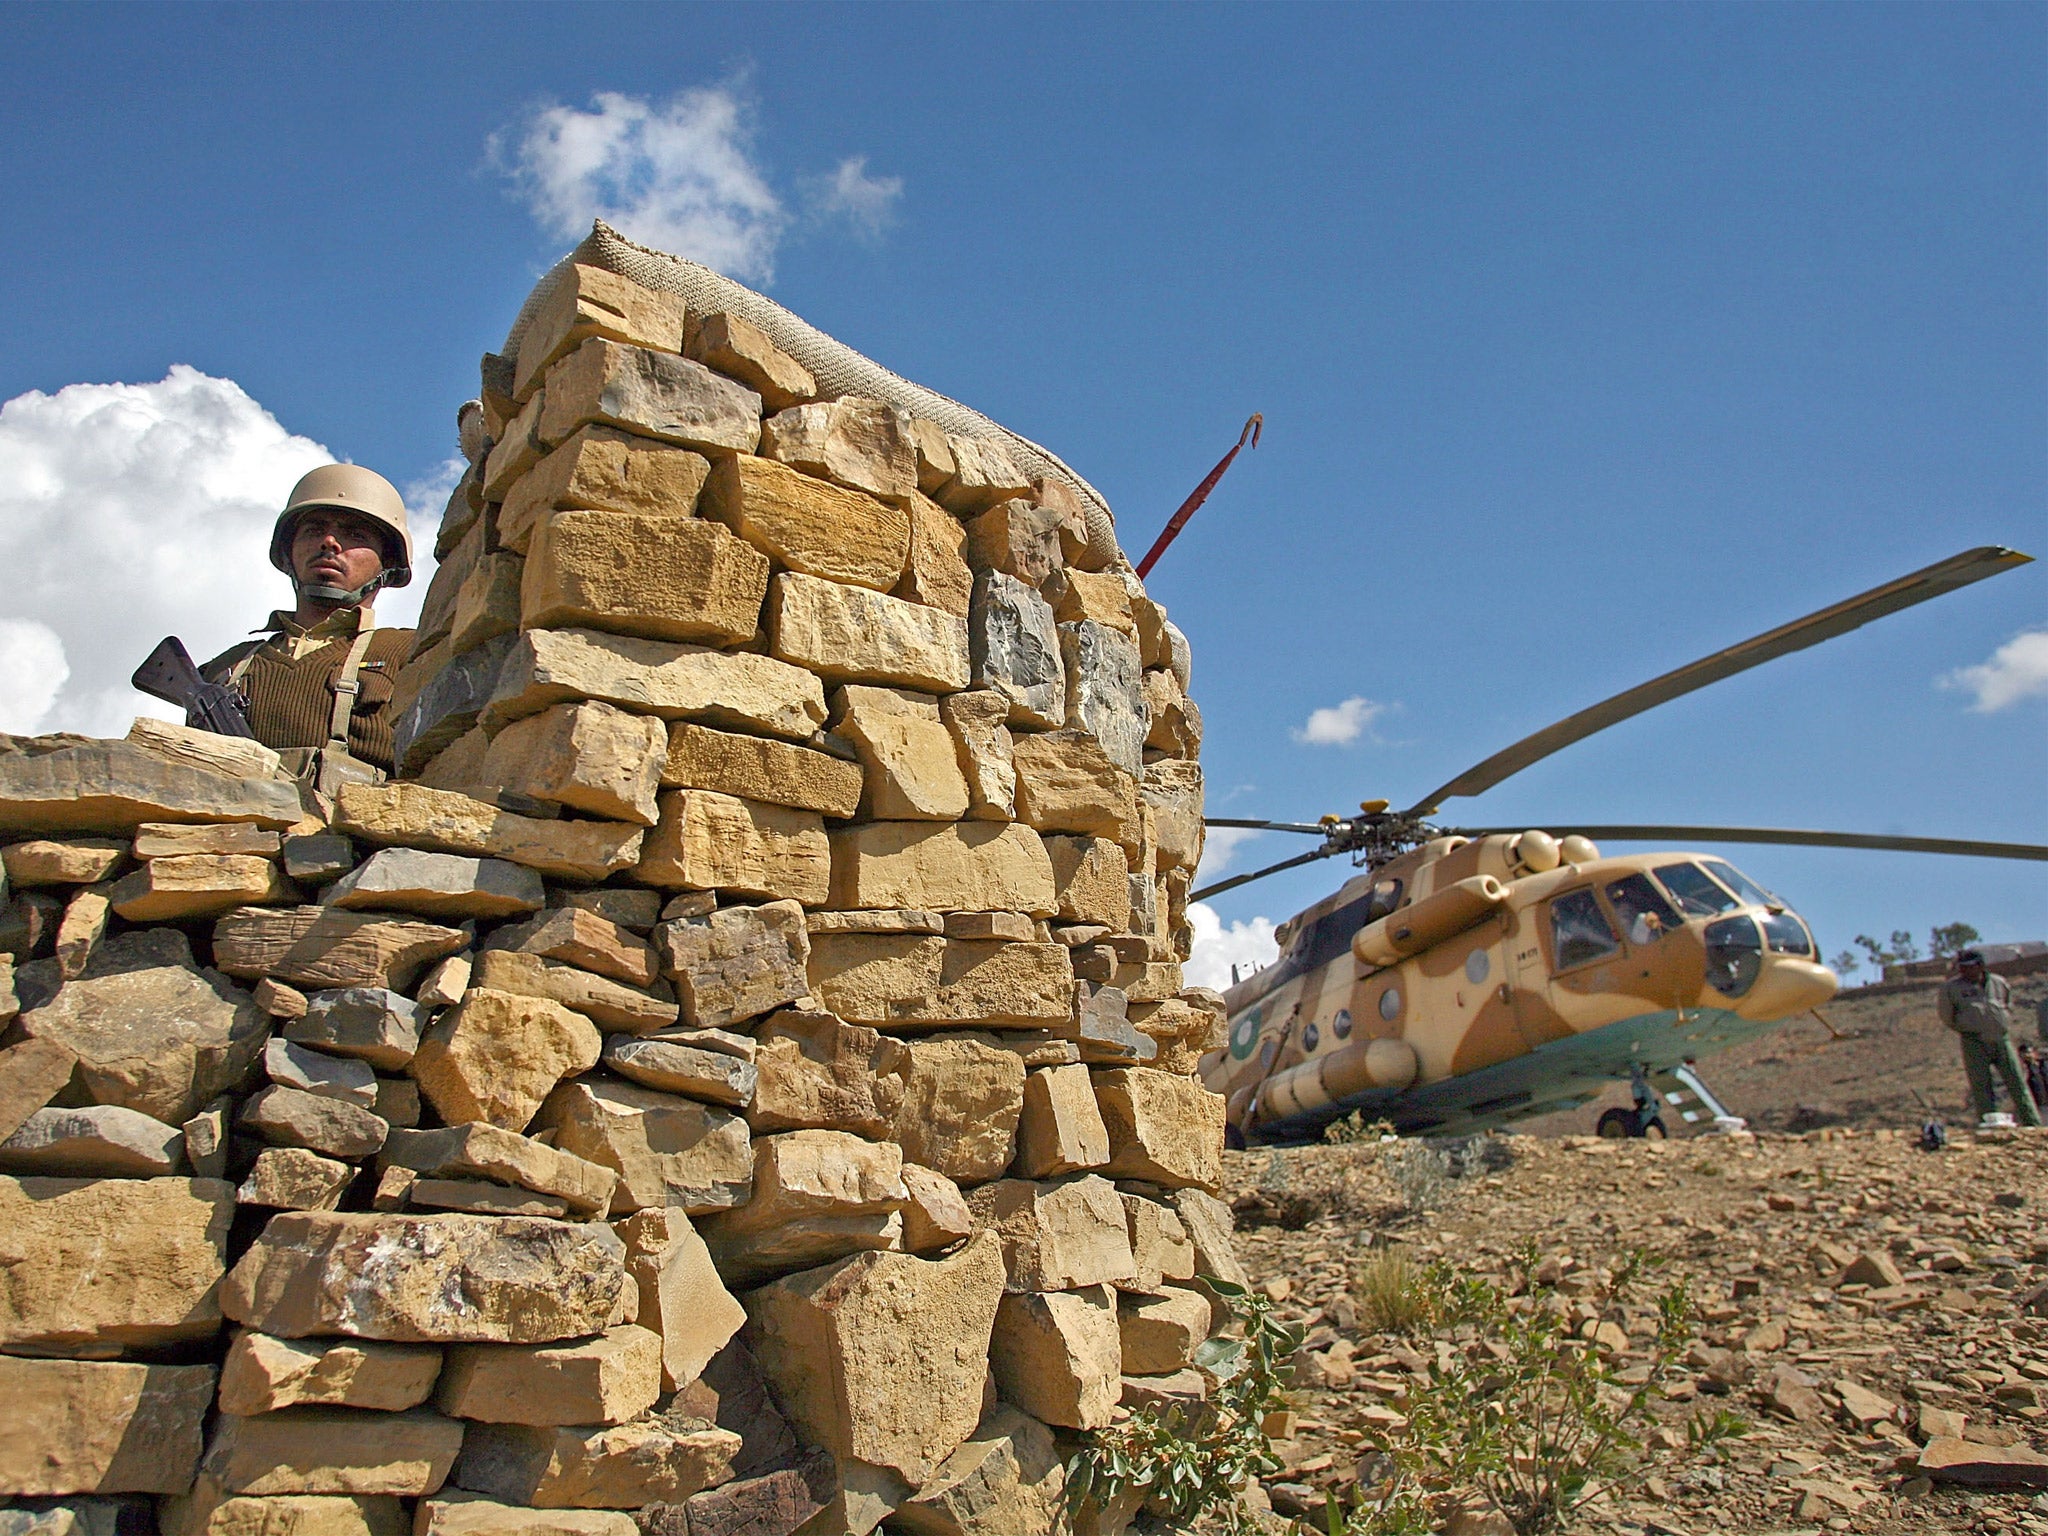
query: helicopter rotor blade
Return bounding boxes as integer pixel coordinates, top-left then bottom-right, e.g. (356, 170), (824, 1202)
(1455, 824), (2048, 863)
(1203, 818), (1330, 834)
(1191, 845), (1345, 901)
(1401, 545), (2033, 816)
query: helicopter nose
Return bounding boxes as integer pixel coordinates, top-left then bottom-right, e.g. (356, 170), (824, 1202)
(1731, 956), (1839, 1022)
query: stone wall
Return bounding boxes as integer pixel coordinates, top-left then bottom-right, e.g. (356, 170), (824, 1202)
(0, 256), (1240, 1536)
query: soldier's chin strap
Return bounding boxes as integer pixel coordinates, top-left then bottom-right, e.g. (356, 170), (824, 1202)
(296, 569), (389, 608)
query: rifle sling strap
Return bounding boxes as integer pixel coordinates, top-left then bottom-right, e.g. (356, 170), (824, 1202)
(328, 627), (378, 753)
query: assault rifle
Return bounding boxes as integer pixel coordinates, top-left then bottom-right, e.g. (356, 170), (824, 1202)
(132, 638), (259, 739)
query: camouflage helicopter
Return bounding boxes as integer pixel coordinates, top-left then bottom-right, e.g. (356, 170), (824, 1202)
(1193, 546), (2048, 1146)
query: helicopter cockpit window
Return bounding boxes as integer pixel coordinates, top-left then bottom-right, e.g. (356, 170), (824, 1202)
(1605, 874), (1682, 945)
(1760, 910), (1815, 956)
(1702, 859), (1778, 909)
(1704, 914), (1764, 997)
(1364, 879), (1404, 924)
(1548, 890), (1619, 971)
(1653, 862), (1740, 918)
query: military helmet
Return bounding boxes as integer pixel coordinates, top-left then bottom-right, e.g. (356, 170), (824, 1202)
(269, 464), (414, 590)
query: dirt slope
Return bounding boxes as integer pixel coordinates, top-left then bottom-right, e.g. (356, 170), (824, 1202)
(1515, 974), (2048, 1139)
(1225, 1127), (2048, 1535)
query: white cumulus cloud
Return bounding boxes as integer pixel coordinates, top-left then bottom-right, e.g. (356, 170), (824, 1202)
(0, 367), (440, 740)
(496, 87), (905, 284)
(0, 619), (70, 736)
(1941, 627), (2048, 712)
(1184, 902), (1280, 991)
(1292, 694), (1384, 746)
(402, 458), (468, 546)
(497, 87), (789, 282)
(803, 155), (904, 240)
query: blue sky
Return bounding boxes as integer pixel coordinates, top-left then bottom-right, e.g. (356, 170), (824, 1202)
(0, 2), (2041, 981)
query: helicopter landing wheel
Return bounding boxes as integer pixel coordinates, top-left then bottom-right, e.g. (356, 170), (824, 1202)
(1597, 1107), (1668, 1139)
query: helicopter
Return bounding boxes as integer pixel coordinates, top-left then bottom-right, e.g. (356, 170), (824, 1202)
(1191, 545), (2048, 1146)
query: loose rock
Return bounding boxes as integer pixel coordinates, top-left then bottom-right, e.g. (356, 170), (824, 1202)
(989, 1285), (1121, 1430)
(769, 572), (971, 694)
(195, 1408), (464, 1496)
(0, 1104), (183, 1177)
(411, 989), (603, 1132)
(0, 1175), (232, 1349)
(218, 1332), (441, 1415)
(0, 1357), (214, 1495)
(698, 1129), (907, 1286)
(266, 1037), (379, 1108)
(288, 987), (423, 1071)
(437, 1325), (663, 1427)
(380, 1123), (619, 1218)
(237, 1148), (357, 1212)
(485, 629), (825, 743)
(744, 1233), (1006, 1518)
(12, 933), (268, 1123)
(471, 951), (679, 1036)
(746, 1009), (910, 1139)
(539, 1078), (753, 1215)
(659, 722), (863, 819)
(602, 1037), (757, 1109)
(239, 1085), (389, 1160)
(832, 685), (971, 821)
(215, 907), (468, 994)
(612, 1207), (746, 1393)
(453, 1416), (741, 1510)
(221, 1212), (629, 1344)
(966, 1175), (1137, 1293)
(324, 850), (545, 921)
(653, 899), (811, 1030)
(894, 1033), (1028, 1183)
(636, 789), (830, 906)
(967, 572), (1063, 730)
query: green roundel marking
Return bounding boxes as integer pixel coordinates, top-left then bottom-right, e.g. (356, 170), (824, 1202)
(1229, 1007), (1262, 1060)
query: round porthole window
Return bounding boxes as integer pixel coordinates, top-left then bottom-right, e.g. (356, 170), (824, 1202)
(1465, 949), (1490, 985)
(1378, 987), (1401, 1022)
(1332, 1008), (1352, 1040)
(1301, 1021), (1320, 1052)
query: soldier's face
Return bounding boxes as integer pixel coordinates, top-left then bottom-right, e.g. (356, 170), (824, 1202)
(291, 510), (387, 594)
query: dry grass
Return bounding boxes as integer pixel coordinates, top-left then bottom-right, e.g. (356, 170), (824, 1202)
(1354, 1247), (1435, 1334)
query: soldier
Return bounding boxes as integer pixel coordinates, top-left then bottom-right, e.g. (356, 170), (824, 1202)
(203, 465), (416, 787)
(1936, 949), (2043, 1128)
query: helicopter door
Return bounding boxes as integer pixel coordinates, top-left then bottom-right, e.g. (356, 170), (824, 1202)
(1499, 908), (1566, 1051)
(1535, 888), (1625, 1038)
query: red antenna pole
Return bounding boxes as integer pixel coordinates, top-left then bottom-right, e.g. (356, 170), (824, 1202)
(1134, 413), (1262, 579)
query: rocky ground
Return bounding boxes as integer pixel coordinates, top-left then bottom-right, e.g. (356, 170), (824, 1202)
(1224, 1125), (2048, 1535)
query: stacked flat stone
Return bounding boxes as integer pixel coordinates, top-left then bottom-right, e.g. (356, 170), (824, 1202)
(0, 259), (1243, 1536)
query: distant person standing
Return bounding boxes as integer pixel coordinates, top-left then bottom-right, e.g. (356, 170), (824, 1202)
(1936, 950), (2043, 1128)
(2027, 995), (2048, 1116)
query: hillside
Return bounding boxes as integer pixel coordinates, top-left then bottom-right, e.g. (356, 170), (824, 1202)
(1514, 972), (2048, 1139)
(1225, 1127), (2048, 1535)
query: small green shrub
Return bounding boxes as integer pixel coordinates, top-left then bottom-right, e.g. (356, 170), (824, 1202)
(1065, 1277), (1303, 1534)
(1303, 1252), (1746, 1536)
